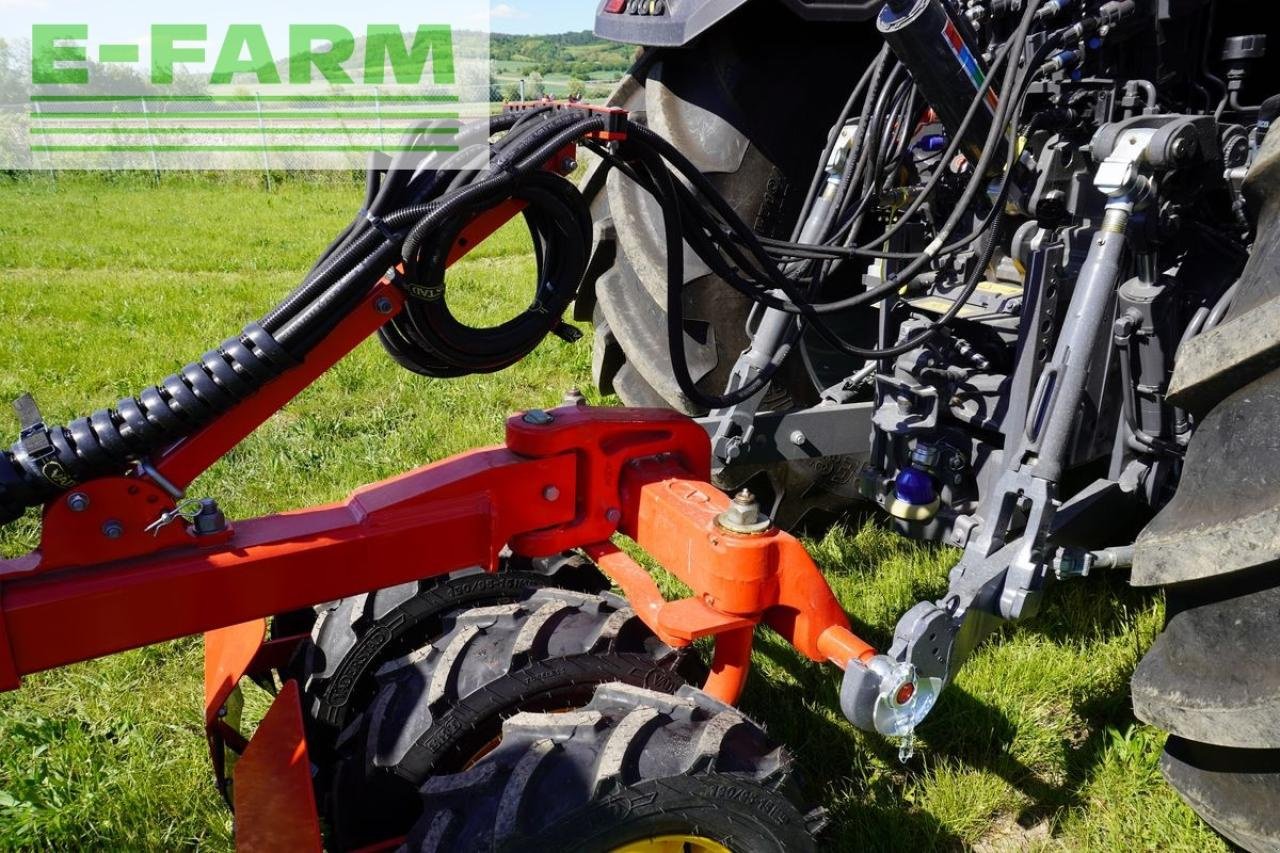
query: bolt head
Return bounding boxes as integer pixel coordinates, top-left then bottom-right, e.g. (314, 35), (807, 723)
(716, 490), (771, 535)
(789, 430), (807, 447)
(67, 492), (90, 512)
(522, 409), (555, 426)
(562, 158), (579, 173)
(543, 485), (561, 502)
(374, 297), (395, 315)
(102, 520), (124, 540)
(605, 508), (622, 524)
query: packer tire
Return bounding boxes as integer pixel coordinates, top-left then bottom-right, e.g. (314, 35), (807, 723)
(300, 555), (608, 739)
(322, 589), (691, 849)
(404, 683), (818, 852)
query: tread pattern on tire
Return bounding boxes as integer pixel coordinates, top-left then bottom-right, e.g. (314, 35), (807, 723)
(352, 588), (678, 779)
(1132, 124), (1280, 850)
(404, 683), (818, 853)
(321, 589), (689, 849)
(302, 555), (607, 733)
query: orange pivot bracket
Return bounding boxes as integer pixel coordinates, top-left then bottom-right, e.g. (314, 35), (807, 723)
(577, 454), (880, 704)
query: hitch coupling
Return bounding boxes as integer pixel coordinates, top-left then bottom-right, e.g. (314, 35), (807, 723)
(840, 654), (943, 743)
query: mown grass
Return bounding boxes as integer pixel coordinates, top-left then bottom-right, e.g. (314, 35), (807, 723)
(0, 175), (1220, 851)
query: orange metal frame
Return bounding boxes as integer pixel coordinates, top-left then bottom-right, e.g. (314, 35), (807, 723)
(0, 139), (878, 852)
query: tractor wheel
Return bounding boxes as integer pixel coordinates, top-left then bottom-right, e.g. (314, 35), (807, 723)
(300, 554), (608, 742)
(1130, 127), (1280, 850)
(322, 588), (692, 849)
(582, 5), (876, 417)
(400, 683), (816, 852)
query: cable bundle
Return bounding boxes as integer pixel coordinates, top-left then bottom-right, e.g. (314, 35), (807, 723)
(581, 0), (1060, 409)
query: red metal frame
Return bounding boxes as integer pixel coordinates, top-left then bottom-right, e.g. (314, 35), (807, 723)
(0, 133), (879, 851)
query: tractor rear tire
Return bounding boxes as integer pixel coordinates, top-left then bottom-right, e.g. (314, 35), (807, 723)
(582, 6), (875, 417)
(1130, 127), (1280, 849)
(322, 588), (692, 850)
(401, 683), (817, 852)
(300, 554), (608, 742)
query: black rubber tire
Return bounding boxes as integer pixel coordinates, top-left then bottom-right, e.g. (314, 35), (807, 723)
(300, 554), (609, 739)
(1131, 126), (1280, 850)
(403, 683), (817, 853)
(582, 6), (876, 417)
(323, 588), (691, 849)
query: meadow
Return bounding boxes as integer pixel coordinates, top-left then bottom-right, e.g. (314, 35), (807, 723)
(0, 174), (1220, 851)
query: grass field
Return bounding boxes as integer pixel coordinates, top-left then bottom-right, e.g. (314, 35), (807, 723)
(0, 174), (1222, 851)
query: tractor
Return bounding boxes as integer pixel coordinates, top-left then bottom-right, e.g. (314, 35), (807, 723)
(1, 0), (1278, 849)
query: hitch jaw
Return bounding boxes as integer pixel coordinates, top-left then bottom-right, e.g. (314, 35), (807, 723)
(840, 654), (942, 748)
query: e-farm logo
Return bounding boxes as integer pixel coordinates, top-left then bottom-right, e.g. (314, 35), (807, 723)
(31, 25), (455, 88)
(3, 15), (490, 171)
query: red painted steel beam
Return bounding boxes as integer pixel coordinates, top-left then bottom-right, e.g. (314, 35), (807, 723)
(0, 447), (574, 682)
(0, 407), (711, 688)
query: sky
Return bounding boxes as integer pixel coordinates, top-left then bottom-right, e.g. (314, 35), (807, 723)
(489, 1), (598, 34)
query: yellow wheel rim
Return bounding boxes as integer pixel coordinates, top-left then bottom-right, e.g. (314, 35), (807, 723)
(611, 835), (733, 853)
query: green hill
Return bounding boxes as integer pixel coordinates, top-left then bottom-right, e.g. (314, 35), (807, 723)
(491, 31), (635, 101)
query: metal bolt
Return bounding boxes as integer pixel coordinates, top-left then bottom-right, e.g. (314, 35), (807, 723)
(523, 409), (555, 426)
(790, 430), (807, 447)
(605, 508), (622, 524)
(715, 490), (772, 535)
(193, 499), (228, 536)
(562, 157), (579, 173)
(67, 492), (90, 512)
(374, 297), (395, 315)
(563, 388), (587, 407)
(543, 485), (561, 502)
(102, 520), (124, 540)
(1171, 137), (1194, 161)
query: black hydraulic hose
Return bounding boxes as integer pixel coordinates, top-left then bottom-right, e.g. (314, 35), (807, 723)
(618, 12), (1044, 406)
(639, 147), (792, 408)
(808, 5), (1045, 316)
(385, 171), (592, 377)
(616, 12), (1043, 325)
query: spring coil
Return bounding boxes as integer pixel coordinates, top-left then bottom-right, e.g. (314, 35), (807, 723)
(0, 324), (293, 524)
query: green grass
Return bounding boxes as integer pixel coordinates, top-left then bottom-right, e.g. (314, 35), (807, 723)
(0, 175), (1219, 851)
